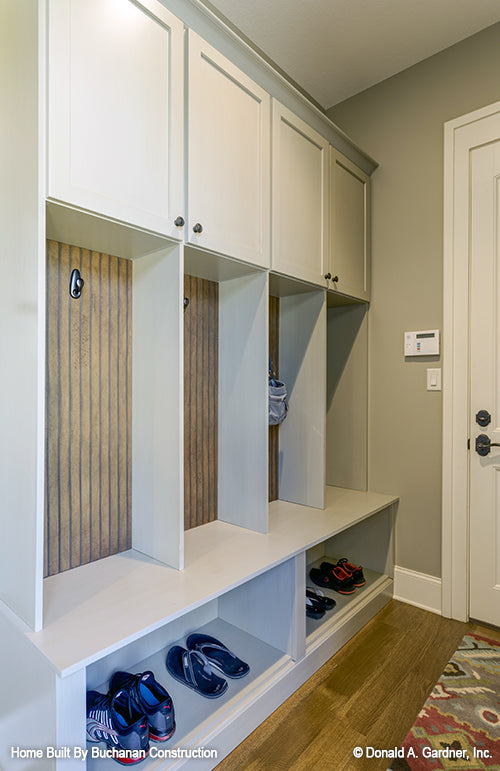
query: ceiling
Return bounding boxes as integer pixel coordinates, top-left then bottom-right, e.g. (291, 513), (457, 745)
(202, 0), (500, 109)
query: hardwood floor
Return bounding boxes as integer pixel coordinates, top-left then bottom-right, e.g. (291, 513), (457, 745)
(215, 600), (500, 771)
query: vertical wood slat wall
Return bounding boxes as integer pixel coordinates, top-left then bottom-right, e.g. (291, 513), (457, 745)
(45, 240), (132, 577)
(269, 295), (280, 502)
(184, 274), (218, 530)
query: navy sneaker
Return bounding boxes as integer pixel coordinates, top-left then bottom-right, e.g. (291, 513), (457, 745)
(86, 688), (149, 764)
(109, 671), (175, 742)
(336, 558), (366, 587)
(310, 563), (356, 594)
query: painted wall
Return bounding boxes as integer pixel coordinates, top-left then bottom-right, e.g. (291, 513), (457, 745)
(327, 22), (500, 578)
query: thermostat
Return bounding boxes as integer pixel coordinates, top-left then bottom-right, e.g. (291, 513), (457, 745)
(404, 329), (440, 356)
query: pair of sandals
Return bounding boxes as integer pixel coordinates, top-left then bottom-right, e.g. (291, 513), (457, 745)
(306, 587), (336, 619)
(166, 634), (250, 699)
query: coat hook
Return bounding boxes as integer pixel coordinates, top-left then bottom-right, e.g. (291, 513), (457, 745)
(70, 268), (84, 299)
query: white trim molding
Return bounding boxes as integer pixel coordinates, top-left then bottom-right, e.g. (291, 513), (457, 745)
(393, 566), (442, 616)
(442, 100), (500, 623)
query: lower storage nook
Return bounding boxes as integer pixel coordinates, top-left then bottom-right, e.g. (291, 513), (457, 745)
(19, 485), (397, 770)
(85, 559), (298, 769)
(305, 506), (394, 650)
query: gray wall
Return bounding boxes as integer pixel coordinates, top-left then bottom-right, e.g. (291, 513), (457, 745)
(327, 22), (500, 578)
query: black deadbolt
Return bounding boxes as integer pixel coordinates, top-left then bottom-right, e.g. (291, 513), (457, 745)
(476, 409), (491, 427)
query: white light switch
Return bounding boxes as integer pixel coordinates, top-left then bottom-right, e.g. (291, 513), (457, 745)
(427, 368), (441, 391)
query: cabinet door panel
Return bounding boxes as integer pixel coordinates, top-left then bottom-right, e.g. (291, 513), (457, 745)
(48, 0), (184, 237)
(188, 32), (270, 267)
(272, 102), (329, 285)
(330, 149), (371, 301)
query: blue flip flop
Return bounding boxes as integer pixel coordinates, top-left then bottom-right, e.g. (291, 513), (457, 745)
(186, 634), (250, 679)
(165, 645), (228, 699)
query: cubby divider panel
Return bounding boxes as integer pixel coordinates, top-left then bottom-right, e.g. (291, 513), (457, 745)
(132, 244), (184, 569)
(218, 271), (269, 533)
(278, 289), (326, 509)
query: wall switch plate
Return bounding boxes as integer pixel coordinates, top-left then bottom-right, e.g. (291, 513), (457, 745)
(427, 368), (441, 391)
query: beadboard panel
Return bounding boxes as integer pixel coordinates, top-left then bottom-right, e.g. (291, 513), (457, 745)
(184, 274), (219, 530)
(269, 295), (280, 502)
(44, 241), (132, 577)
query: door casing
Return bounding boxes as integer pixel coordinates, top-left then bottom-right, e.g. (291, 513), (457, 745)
(442, 100), (500, 621)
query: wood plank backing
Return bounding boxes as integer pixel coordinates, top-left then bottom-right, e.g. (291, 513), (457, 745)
(269, 295), (280, 502)
(44, 240), (131, 577)
(184, 274), (218, 530)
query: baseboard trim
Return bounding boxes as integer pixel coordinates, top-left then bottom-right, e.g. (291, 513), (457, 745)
(393, 566), (442, 616)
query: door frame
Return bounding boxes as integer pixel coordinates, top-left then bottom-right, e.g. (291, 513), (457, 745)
(442, 100), (500, 621)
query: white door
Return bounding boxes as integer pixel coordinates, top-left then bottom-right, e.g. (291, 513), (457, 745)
(187, 31), (271, 267)
(469, 114), (500, 626)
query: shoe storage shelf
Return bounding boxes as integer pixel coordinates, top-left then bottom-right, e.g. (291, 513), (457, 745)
(9, 486), (396, 769)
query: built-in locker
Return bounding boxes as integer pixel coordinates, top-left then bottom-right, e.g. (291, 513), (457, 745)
(326, 296), (369, 491)
(184, 247), (268, 535)
(44, 231), (184, 575)
(268, 274), (326, 510)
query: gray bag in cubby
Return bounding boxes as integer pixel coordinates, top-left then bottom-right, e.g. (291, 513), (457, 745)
(269, 358), (288, 426)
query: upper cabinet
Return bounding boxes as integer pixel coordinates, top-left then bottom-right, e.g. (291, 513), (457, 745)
(329, 148), (371, 302)
(47, 0), (184, 238)
(187, 31), (271, 268)
(271, 101), (329, 286)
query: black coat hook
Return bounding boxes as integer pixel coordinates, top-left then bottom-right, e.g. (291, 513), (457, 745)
(70, 268), (84, 299)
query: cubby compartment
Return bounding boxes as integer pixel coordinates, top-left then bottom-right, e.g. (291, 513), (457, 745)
(44, 224), (184, 577)
(183, 247), (268, 535)
(85, 559), (299, 769)
(305, 505), (394, 648)
(326, 297), (368, 491)
(268, 274), (326, 509)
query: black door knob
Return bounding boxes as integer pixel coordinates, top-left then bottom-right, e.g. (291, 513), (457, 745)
(174, 216), (185, 227)
(475, 434), (500, 456)
(193, 223), (203, 234)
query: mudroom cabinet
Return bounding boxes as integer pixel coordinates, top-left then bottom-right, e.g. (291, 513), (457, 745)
(271, 101), (330, 286)
(0, 1), (394, 769)
(186, 32), (271, 268)
(47, 0), (185, 239)
(328, 148), (371, 302)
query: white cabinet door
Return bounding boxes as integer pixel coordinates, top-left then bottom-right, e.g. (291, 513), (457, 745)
(187, 31), (271, 267)
(329, 148), (371, 301)
(272, 101), (329, 286)
(48, 0), (184, 238)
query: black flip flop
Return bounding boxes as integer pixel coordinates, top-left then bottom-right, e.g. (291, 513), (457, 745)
(166, 645), (228, 698)
(186, 634), (250, 679)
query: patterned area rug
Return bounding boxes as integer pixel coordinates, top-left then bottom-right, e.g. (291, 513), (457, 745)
(389, 633), (500, 771)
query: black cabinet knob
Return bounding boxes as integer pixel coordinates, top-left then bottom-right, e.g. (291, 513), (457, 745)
(332, 275), (339, 283)
(174, 216), (185, 227)
(193, 223), (203, 234)
(324, 272), (331, 280)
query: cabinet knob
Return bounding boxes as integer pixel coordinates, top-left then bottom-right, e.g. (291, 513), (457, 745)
(324, 272), (331, 280)
(174, 216), (185, 227)
(332, 275), (339, 283)
(193, 223), (203, 234)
